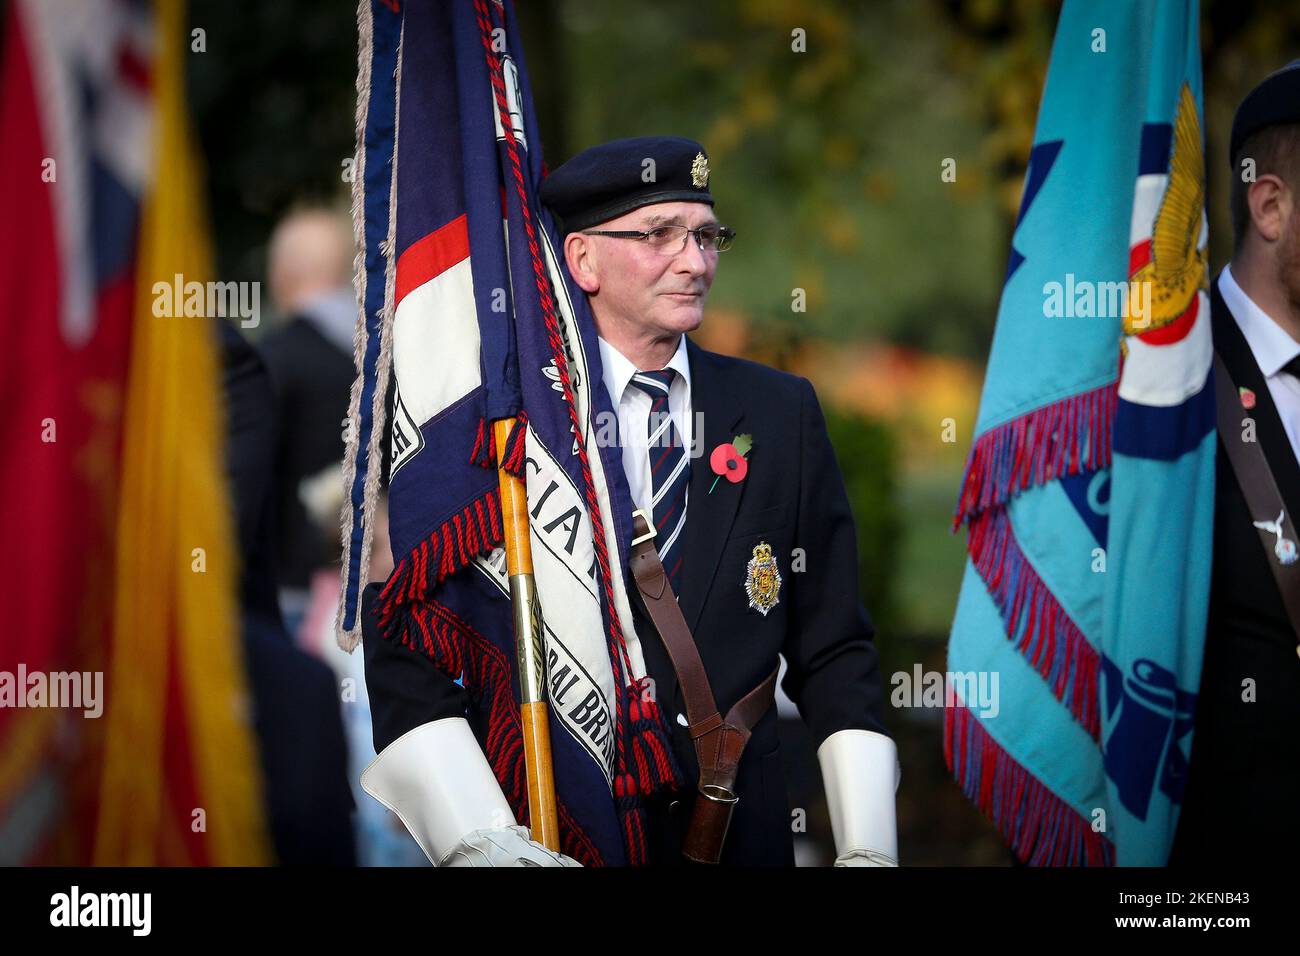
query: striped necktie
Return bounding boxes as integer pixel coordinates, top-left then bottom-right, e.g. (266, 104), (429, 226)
(628, 368), (689, 593)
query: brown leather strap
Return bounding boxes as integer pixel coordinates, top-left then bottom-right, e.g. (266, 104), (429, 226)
(1213, 352), (1300, 649)
(694, 669), (779, 793)
(628, 510), (778, 862)
(627, 512), (719, 730)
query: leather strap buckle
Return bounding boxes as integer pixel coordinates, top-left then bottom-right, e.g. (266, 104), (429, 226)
(684, 784), (739, 863)
(699, 784), (739, 805)
(631, 507), (657, 546)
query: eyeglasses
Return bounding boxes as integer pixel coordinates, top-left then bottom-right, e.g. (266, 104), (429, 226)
(580, 223), (736, 255)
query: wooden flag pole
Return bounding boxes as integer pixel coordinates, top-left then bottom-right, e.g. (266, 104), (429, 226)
(493, 417), (561, 851)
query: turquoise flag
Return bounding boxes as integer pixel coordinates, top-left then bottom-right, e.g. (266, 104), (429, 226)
(947, 0), (1214, 866)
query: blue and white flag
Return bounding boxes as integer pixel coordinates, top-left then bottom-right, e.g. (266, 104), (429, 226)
(947, 0), (1214, 865)
(337, 0), (683, 866)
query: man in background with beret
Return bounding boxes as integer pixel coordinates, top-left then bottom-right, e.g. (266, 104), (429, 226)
(1171, 61), (1300, 864)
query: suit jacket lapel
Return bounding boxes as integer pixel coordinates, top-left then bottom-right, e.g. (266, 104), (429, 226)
(677, 338), (746, 635)
(1211, 277), (1300, 524)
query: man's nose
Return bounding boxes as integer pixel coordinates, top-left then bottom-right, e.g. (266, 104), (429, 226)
(674, 233), (709, 276)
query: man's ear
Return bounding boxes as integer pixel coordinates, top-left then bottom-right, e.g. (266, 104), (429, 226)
(1247, 173), (1289, 244)
(563, 232), (600, 294)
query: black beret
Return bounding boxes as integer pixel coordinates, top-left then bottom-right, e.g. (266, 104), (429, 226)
(1230, 58), (1300, 167)
(539, 136), (714, 233)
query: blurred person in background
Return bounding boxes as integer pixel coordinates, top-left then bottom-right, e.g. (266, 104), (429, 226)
(261, 205), (424, 864)
(299, 491), (429, 866)
(261, 206), (358, 636)
(217, 316), (356, 865)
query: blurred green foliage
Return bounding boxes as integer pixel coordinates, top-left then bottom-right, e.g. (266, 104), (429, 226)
(186, 0), (1300, 354)
(556, 0), (1006, 356)
(822, 407), (901, 643)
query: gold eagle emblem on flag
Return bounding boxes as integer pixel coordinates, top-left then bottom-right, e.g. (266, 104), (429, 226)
(1123, 82), (1208, 337)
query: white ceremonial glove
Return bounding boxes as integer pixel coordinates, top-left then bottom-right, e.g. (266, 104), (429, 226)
(361, 717), (580, 867)
(443, 825), (580, 867)
(816, 728), (900, 867)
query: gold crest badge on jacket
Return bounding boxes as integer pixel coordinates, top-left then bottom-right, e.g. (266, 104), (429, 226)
(744, 541), (781, 616)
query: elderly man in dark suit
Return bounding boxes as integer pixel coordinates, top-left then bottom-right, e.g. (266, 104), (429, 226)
(361, 137), (897, 866)
(1171, 62), (1300, 864)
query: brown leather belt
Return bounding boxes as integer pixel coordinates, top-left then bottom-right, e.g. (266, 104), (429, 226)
(629, 509), (778, 864)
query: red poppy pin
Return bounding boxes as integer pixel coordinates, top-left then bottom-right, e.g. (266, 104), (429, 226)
(709, 433), (752, 494)
(1239, 386), (1256, 410)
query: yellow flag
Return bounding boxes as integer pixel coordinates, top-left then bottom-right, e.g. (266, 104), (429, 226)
(95, 0), (272, 866)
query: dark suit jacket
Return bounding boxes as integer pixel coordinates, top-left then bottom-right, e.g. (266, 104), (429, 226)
(1169, 279), (1300, 864)
(363, 336), (887, 866)
(261, 316), (356, 588)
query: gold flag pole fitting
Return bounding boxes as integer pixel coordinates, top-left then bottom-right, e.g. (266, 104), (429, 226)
(493, 417), (561, 851)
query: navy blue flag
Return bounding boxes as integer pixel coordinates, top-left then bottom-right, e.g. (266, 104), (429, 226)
(337, 0), (684, 865)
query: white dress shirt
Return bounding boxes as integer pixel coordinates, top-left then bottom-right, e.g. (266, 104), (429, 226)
(596, 334), (694, 515)
(1220, 263), (1300, 464)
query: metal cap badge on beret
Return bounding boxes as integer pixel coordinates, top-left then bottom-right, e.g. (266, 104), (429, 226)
(1230, 58), (1300, 167)
(539, 136), (714, 233)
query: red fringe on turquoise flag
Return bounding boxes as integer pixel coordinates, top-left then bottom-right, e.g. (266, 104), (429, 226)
(954, 382), (1117, 530)
(951, 382), (1116, 735)
(967, 507), (1101, 739)
(949, 382), (1117, 863)
(945, 703), (1114, 866)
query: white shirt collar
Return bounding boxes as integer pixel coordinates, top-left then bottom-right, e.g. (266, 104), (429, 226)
(1220, 262), (1300, 378)
(597, 334), (692, 405)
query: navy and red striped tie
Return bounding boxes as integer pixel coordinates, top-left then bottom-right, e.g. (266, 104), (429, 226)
(629, 368), (689, 594)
